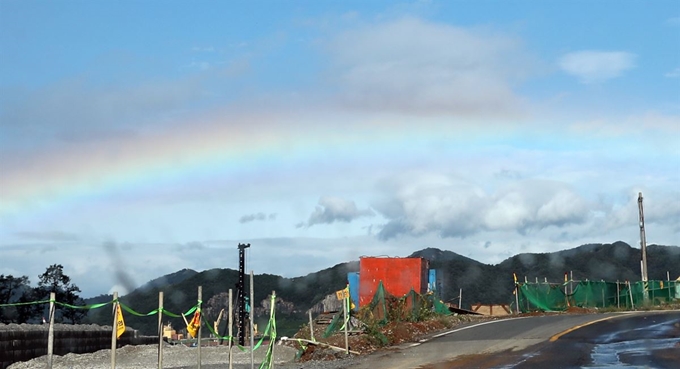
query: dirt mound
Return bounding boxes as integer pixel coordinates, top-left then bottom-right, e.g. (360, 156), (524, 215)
(283, 313), (493, 362)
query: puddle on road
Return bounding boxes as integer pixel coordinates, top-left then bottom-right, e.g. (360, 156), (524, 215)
(581, 337), (680, 368)
(595, 318), (680, 344)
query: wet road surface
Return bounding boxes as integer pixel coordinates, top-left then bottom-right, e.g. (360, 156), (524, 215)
(421, 311), (680, 369)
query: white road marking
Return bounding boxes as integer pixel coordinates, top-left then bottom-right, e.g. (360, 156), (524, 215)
(431, 317), (529, 339)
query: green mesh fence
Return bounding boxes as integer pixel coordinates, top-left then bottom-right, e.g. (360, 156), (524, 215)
(362, 281), (449, 324)
(366, 281), (389, 324)
(517, 281), (569, 312)
(322, 311), (344, 338)
(323, 280), (451, 337)
(432, 297), (452, 315)
(516, 280), (679, 313)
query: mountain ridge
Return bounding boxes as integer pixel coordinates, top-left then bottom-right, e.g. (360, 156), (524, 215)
(85, 241), (679, 336)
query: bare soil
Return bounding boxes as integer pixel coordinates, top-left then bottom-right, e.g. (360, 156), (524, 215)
(282, 313), (498, 362)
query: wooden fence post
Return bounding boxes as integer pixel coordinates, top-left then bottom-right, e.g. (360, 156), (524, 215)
(111, 291), (118, 369)
(47, 292), (55, 369)
(229, 289), (233, 369)
(198, 286), (202, 369)
(271, 291), (276, 363)
(158, 291), (164, 369)
(343, 294), (349, 355)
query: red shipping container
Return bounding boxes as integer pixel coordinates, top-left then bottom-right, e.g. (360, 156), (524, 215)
(358, 257), (429, 307)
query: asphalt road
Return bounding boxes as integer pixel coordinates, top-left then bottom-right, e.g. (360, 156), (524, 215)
(338, 311), (680, 369)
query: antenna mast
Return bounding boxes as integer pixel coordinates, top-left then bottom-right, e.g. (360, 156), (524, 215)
(236, 243), (250, 346)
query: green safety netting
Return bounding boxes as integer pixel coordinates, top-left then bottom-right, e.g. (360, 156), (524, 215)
(323, 280), (451, 338)
(362, 281), (439, 324)
(515, 279), (679, 313)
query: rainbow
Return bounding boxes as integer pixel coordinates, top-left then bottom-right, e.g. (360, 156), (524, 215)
(0, 110), (521, 221)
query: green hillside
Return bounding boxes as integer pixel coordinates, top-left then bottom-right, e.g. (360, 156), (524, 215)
(86, 242), (679, 335)
(419, 241), (680, 308)
(86, 262), (358, 336)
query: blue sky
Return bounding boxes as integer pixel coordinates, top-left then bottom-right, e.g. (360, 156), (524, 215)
(1, 1), (679, 297)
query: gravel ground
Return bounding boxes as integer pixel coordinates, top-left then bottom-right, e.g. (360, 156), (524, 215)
(5, 315), (501, 369)
(0, 321), (364, 369)
(7, 343), (299, 369)
(5, 342), (366, 369)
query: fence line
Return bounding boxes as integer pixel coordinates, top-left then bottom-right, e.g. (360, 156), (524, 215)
(0, 283), (280, 369)
(513, 278), (679, 313)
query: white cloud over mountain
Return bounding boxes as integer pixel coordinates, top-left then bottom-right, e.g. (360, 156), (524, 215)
(374, 173), (589, 240)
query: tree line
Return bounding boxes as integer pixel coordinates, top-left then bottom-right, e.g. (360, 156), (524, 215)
(0, 264), (86, 324)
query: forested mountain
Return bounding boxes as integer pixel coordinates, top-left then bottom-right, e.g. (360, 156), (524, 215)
(83, 268), (199, 307)
(137, 268), (199, 293)
(85, 241), (679, 336)
(418, 241), (680, 307)
(86, 262), (358, 336)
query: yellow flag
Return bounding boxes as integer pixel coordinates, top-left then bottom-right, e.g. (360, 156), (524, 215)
(345, 285), (355, 310)
(115, 304), (125, 339)
(186, 310), (201, 338)
(513, 273), (517, 283)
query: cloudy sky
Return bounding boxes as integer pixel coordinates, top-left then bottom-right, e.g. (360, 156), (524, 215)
(1, 1), (679, 297)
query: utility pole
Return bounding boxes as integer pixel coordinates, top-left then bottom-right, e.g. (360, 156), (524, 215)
(638, 193), (648, 282)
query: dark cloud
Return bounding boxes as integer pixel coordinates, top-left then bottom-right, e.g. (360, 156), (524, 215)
(240, 212), (266, 223)
(377, 219), (411, 240)
(239, 212), (277, 223)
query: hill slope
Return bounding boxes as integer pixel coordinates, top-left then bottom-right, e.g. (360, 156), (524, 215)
(86, 262), (358, 336)
(83, 268), (198, 307)
(86, 242), (679, 335)
(422, 241), (680, 307)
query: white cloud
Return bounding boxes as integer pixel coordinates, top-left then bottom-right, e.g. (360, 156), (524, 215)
(188, 61), (211, 70)
(326, 17), (533, 116)
(373, 173), (487, 239)
(558, 50), (636, 84)
(374, 173), (588, 240)
(566, 112), (680, 146)
(665, 16), (680, 26)
(12, 231), (80, 242)
(191, 46), (215, 52)
(586, 189), (680, 246)
(665, 67), (680, 78)
(304, 196), (375, 227)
